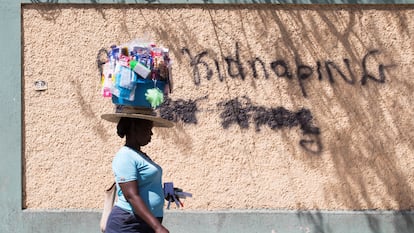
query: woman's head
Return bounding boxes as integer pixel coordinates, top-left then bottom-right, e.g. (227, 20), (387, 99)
(117, 117), (154, 147)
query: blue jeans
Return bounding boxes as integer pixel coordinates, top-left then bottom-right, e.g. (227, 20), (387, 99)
(105, 206), (163, 233)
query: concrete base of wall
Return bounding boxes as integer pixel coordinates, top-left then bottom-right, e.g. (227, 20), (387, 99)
(13, 210), (414, 233)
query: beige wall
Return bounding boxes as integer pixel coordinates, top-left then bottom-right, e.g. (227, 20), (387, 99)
(23, 4), (414, 211)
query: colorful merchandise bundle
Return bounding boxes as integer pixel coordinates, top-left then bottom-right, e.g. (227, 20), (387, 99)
(101, 40), (173, 108)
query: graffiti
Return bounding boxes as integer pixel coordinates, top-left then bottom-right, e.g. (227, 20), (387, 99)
(361, 50), (388, 85)
(157, 96), (322, 154)
(224, 42), (246, 80)
(217, 96), (322, 154)
(159, 97), (207, 124)
(181, 48), (223, 84)
(96, 47), (109, 77)
(182, 43), (393, 97)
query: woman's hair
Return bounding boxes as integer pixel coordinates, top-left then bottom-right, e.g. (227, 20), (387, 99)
(117, 117), (131, 138)
(116, 117), (153, 138)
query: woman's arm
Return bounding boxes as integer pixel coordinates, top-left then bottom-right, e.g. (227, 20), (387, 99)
(119, 181), (169, 233)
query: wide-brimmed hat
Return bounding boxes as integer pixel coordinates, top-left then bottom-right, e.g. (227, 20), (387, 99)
(101, 105), (174, 128)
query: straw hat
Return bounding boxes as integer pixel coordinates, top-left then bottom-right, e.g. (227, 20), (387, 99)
(101, 105), (174, 128)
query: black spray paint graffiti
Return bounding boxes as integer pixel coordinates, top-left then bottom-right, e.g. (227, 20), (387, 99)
(96, 48), (109, 77)
(217, 96), (322, 154)
(159, 97), (206, 124)
(182, 43), (393, 97)
(156, 96), (322, 154)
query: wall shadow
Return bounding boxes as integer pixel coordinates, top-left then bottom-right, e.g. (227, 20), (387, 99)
(22, 3), (414, 231)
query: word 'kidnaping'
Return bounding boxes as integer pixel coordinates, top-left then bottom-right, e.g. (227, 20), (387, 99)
(182, 43), (393, 97)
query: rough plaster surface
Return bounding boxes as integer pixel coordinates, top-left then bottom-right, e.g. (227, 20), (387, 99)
(23, 4), (414, 211)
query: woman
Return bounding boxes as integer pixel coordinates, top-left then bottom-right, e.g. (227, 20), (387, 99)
(102, 106), (173, 233)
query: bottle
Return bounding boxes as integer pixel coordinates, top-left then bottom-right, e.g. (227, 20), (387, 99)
(101, 64), (113, 98)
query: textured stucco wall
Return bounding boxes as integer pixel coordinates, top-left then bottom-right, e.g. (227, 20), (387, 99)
(23, 4), (414, 211)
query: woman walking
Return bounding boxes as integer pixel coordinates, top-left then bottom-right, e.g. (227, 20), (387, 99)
(101, 105), (173, 233)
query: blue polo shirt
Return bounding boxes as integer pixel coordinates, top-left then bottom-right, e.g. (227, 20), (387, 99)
(112, 146), (164, 217)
